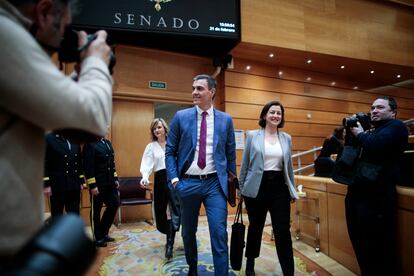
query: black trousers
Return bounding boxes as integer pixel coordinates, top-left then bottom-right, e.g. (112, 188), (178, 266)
(244, 171), (294, 276)
(50, 189), (80, 217)
(154, 169), (180, 234)
(90, 185), (119, 240)
(345, 186), (398, 276)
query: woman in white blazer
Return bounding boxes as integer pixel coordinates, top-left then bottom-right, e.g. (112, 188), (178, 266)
(140, 118), (180, 259)
(239, 101), (298, 276)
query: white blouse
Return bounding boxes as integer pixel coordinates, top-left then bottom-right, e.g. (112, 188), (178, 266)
(264, 139), (283, 171)
(139, 141), (166, 181)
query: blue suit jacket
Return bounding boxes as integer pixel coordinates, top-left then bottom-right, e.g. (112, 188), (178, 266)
(165, 107), (236, 198)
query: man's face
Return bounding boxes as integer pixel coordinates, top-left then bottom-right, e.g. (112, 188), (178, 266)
(370, 98), (396, 122)
(35, 1), (72, 51)
(192, 79), (215, 110)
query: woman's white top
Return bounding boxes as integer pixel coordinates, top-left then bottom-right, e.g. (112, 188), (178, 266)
(140, 141), (166, 181)
(264, 139), (283, 171)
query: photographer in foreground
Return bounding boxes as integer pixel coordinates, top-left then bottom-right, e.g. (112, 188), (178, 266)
(346, 96), (408, 276)
(0, 0), (112, 269)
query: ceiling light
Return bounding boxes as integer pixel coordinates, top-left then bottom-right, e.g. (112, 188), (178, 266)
(353, 86), (359, 90)
(331, 82), (336, 86)
(340, 65), (345, 69)
(246, 65), (251, 70)
(269, 53), (274, 58)
(397, 74), (401, 78)
(306, 77), (312, 81)
(307, 59), (312, 64)
(370, 70), (375, 74)
(278, 71), (283, 76)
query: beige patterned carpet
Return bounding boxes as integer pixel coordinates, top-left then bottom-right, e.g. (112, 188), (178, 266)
(95, 217), (329, 275)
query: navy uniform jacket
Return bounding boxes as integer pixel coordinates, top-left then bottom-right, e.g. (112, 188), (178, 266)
(83, 138), (118, 189)
(44, 133), (84, 192)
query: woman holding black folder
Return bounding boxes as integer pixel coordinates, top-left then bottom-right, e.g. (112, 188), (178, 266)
(238, 101), (298, 276)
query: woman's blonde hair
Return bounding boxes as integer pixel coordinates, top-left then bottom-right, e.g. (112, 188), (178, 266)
(150, 118), (169, 141)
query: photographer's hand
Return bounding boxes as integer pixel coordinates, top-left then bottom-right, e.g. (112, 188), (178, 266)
(78, 30), (111, 65)
(351, 121), (364, 137)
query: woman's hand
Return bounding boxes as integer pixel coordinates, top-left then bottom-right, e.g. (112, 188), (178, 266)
(140, 178), (149, 189)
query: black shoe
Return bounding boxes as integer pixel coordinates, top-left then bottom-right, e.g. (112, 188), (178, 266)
(165, 244), (173, 259)
(188, 264), (197, 276)
(165, 221), (176, 259)
(245, 258), (255, 276)
(104, 235), (115, 242)
(245, 268), (255, 276)
(95, 239), (107, 247)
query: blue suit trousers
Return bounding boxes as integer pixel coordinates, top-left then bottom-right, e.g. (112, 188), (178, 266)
(175, 175), (229, 276)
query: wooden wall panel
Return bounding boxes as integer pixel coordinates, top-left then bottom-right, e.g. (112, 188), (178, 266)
(112, 100), (153, 177)
(226, 102), (348, 126)
(112, 46), (212, 95)
(226, 71), (414, 115)
(397, 209), (414, 276)
(327, 192), (360, 274)
(241, 0), (414, 66)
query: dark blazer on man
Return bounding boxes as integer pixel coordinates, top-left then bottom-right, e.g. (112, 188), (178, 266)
(83, 138), (119, 243)
(44, 133), (83, 192)
(83, 138), (118, 189)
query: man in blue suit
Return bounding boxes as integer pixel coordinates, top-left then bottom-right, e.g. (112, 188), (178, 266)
(166, 74), (236, 276)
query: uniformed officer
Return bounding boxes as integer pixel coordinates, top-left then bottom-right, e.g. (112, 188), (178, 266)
(83, 137), (120, 247)
(44, 132), (84, 218)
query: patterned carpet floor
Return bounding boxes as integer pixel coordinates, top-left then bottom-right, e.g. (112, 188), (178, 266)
(97, 217), (329, 276)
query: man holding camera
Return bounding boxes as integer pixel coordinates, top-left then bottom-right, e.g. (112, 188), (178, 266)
(0, 0), (113, 266)
(346, 96), (408, 275)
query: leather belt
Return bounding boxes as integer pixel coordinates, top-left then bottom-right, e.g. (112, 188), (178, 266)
(183, 173), (217, 180)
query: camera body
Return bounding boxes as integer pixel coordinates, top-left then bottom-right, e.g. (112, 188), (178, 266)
(342, 112), (371, 146)
(342, 112), (371, 130)
(58, 26), (116, 74)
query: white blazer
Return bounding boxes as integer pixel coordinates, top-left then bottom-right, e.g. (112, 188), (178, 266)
(239, 129), (298, 199)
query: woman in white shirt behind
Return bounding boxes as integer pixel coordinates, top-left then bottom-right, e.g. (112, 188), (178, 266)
(140, 118), (181, 259)
(238, 101), (298, 276)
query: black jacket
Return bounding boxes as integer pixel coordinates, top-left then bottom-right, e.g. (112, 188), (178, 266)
(353, 119), (408, 191)
(83, 139), (118, 189)
(44, 133), (84, 192)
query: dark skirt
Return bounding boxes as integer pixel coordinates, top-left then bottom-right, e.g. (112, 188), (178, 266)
(154, 169), (180, 234)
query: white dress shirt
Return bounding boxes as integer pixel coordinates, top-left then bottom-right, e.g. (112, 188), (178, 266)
(185, 105), (216, 175)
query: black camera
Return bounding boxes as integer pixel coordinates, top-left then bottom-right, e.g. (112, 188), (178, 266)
(3, 214), (96, 276)
(58, 26), (116, 74)
(342, 112), (371, 146)
(342, 112), (371, 131)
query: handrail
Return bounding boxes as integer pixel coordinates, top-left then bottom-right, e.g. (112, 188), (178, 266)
(292, 146), (322, 175)
(293, 164), (315, 173)
(292, 146), (322, 158)
(403, 118), (414, 124)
